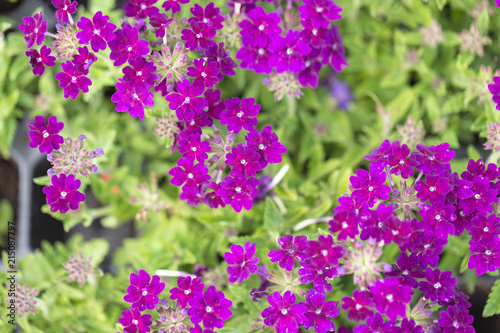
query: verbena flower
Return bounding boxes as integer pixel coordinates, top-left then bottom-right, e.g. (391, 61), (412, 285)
(298, 258), (339, 292)
(189, 2), (225, 31)
(224, 242), (259, 283)
(301, 289), (339, 333)
(187, 285), (233, 329)
(119, 307), (152, 333)
(239, 6), (282, 48)
(203, 88), (225, 119)
(220, 97), (260, 133)
(52, 0), (78, 24)
(411, 143), (454, 175)
(488, 76), (500, 111)
(437, 306), (474, 333)
(163, 0), (190, 13)
(216, 176), (260, 212)
(4, 283), (38, 318)
(458, 175), (498, 215)
(169, 158), (211, 194)
(122, 57), (158, 88)
(369, 277), (413, 321)
(170, 275), (205, 309)
(149, 12), (172, 38)
(385, 252), (425, 287)
(468, 237), (500, 275)
(297, 0), (342, 28)
(245, 126), (287, 168)
(352, 312), (394, 333)
(415, 175), (452, 206)
(28, 115), (64, 154)
(187, 58), (220, 89)
(111, 79), (154, 119)
(205, 42), (238, 79)
(268, 234), (309, 271)
(418, 268), (457, 304)
(269, 30), (312, 73)
(408, 231), (446, 268)
(165, 79), (208, 122)
(225, 144), (262, 178)
(124, 0), (159, 19)
(262, 290), (307, 333)
(72, 46), (97, 75)
(26, 45), (56, 76)
(42, 173), (86, 213)
(341, 290), (374, 322)
(321, 25), (348, 72)
(62, 251), (95, 287)
(55, 61), (92, 100)
(391, 318), (424, 333)
(235, 43), (274, 74)
(177, 132), (211, 162)
(419, 203), (457, 240)
(468, 213), (500, 243)
(19, 12), (47, 48)
(306, 234), (343, 267)
(123, 269), (165, 311)
(350, 167), (391, 208)
(76, 11), (117, 53)
(181, 21), (216, 51)
(108, 23), (149, 66)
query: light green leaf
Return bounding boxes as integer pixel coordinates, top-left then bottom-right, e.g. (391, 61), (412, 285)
(483, 278), (500, 317)
(263, 197), (283, 234)
(477, 9), (489, 33)
(436, 0), (448, 10)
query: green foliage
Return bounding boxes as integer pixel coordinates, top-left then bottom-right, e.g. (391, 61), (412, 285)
(484, 278), (500, 317)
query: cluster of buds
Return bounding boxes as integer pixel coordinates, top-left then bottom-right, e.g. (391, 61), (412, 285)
(263, 72), (302, 101)
(152, 301), (192, 333)
(4, 283), (38, 318)
(484, 123), (500, 152)
(62, 251), (96, 287)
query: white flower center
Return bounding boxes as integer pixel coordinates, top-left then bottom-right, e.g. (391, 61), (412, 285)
(236, 112), (243, 118)
(258, 24), (265, 31)
(142, 290), (148, 296)
(201, 72), (207, 78)
(453, 321), (459, 329)
(60, 191), (67, 198)
(391, 229), (399, 236)
(305, 60), (311, 67)
(184, 289), (190, 295)
(240, 159), (246, 165)
(435, 214), (441, 220)
(386, 294), (393, 302)
(93, 29), (100, 35)
(127, 46), (133, 52)
(355, 304), (362, 310)
(402, 269), (409, 275)
(286, 48), (293, 55)
(190, 120), (195, 126)
(71, 76), (77, 83)
(428, 156), (435, 161)
(316, 6), (323, 13)
(317, 270), (323, 275)
(37, 57), (42, 62)
(203, 107), (209, 112)
(205, 306), (212, 313)
(63, 4), (68, 10)
(133, 319), (139, 325)
(475, 194), (481, 199)
(377, 222), (383, 228)
(315, 309), (321, 315)
(191, 147), (197, 152)
(137, 70), (142, 76)
(203, 18), (208, 23)
(312, 29), (318, 36)
(196, 33), (202, 38)
(235, 186), (242, 193)
(35, 28), (39, 33)
(281, 308), (288, 315)
(341, 221), (348, 229)
(433, 282), (441, 289)
(258, 144), (264, 150)
(184, 97), (190, 103)
(368, 186), (374, 191)
(424, 244), (430, 249)
(187, 173), (194, 179)
(133, 93), (139, 100)
(258, 48), (265, 55)
(42, 131), (49, 138)
(484, 226), (490, 232)
(141, 3), (146, 10)
(399, 160), (405, 165)
(321, 249), (328, 257)
(429, 186), (435, 192)
(486, 250), (492, 256)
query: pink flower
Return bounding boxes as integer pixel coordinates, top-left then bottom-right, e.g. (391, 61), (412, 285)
(19, 12), (47, 48)
(26, 45), (56, 76)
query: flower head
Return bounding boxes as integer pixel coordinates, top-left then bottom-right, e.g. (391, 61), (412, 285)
(181, 21), (216, 51)
(108, 23), (149, 66)
(224, 242), (260, 283)
(269, 30), (312, 73)
(124, 0), (159, 19)
(119, 307), (152, 333)
(111, 80), (154, 120)
(28, 115), (64, 154)
(220, 97), (260, 133)
(369, 277), (413, 321)
(170, 275), (205, 309)
(341, 290), (374, 322)
(216, 176), (260, 212)
(298, 0), (342, 28)
(437, 306), (474, 333)
(239, 6), (282, 48)
(42, 173), (86, 213)
(418, 268), (457, 304)
(302, 289), (339, 333)
(206, 42), (238, 79)
(187, 285), (233, 329)
(4, 283), (38, 318)
(163, 0), (190, 13)
(19, 12), (47, 48)
(62, 251), (95, 287)
(165, 79), (208, 122)
(225, 144), (262, 178)
(76, 11), (116, 53)
(350, 168), (390, 208)
(52, 0), (78, 24)
(268, 234), (309, 271)
(72, 46), (97, 75)
(245, 126), (286, 168)
(55, 61), (92, 100)
(26, 45), (56, 76)
(123, 270), (166, 311)
(187, 58), (220, 89)
(262, 290), (307, 333)
(189, 2), (225, 31)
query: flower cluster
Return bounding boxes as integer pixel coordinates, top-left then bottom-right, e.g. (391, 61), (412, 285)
(27, 115), (103, 214)
(236, 0), (348, 98)
(62, 251), (96, 287)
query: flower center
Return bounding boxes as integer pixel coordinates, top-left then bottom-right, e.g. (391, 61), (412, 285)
(433, 282), (441, 289)
(316, 6), (323, 13)
(286, 48), (293, 55)
(141, 3), (146, 10)
(190, 120), (195, 126)
(321, 249), (328, 257)
(484, 226), (490, 232)
(42, 130), (49, 138)
(281, 308), (288, 315)
(63, 4), (68, 10)
(317, 270), (323, 275)
(258, 24), (265, 31)
(435, 214), (441, 220)
(142, 290), (148, 296)
(377, 222), (383, 228)
(341, 221), (348, 229)
(236, 112), (243, 118)
(196, 33), (202, 38)
(133, 93), (139, 100)
(93, 29), (100, 35)
(486, 250), (492, 256)
(235, 186), (242, 193)
(127, 46), (133, 52)
(60, 191), (67, 198)
(453, 321), (459, 329)
(201, 71), (207, 78)
(460, 211), (465, 217)
(184, 97), (190, 103)
(355, 304), (362, 310)
(429, 186), (435, 192)
(258, 144), (264, 150)
(305, 60), (311, 67)
(312, 29), (318, 36)
(424, 243), (430, 249)
(258, 48), (265, 55)
(37, 57), (42, 62)
(137, 70), (142, 76)
(399, 160), (405, 165)
(386, 294), (393, 302)
(34, 28), (39, 33)
(368, 186), (374, 192)
(205, 306), (213, 313)
(187, 173), (194, 179)
(240, 159), (246, 165)
(133, 319), (139, 325)
(71, 76), (77, 83)
(203, 18), (208, 23)
(184, 289), (190, 295)
(474, 194), (481, 199)
(391, 229), (399, 236)
(191, 147), (197, 152)
(315, 309), (321, 315)
(203, 107), (209, 112)
(428, 156), (435, 161)
(402, 269), (409, 275)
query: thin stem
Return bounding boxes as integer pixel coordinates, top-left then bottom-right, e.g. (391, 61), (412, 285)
(293, 216), (331, 231)
(409, 171), (423, 189)
(264, 164), (289, 193)
(271, 193), (287, 215)
(155, 270), (196, 278)
(68, 14), (74, 26)
(90, 205), (113, 219)
(385, 166), (395, 188)
(44, 32), (58, 39)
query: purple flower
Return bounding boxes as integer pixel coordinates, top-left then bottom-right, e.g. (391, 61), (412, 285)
(468, 237), (500, 275)
(122, 57), (158, 87)
(170, 276), (204, 309)
(330, 80), (354, 111)
(239, 6), (282, 48)
(177, 133), (211, 162)
(420, 204), (457, 240)
(52, 0), (78, 24)
(437, 306), (474, 333)
(408, 230), (446, 268)
(118, 307), (152, 333)
(341, 290), (374, 322)
(328, 201), (361, 241)
(181, 21), (216, 51)
(124, 0), (159, 19)
(298, 258), (339, 292)
(19, 12), (47, 48)
(163, 0), (189, 13)
(216, 176), (260, 212)
(415, 175), (452, 206)
(76, 11), (116, 53)
(165, 79), (208, 122)
(123, 270), (165, 311)
(321, 25), (348, 72)
(149, 13), (172, 38)
(168, 158), (210, 194)
(225, 144), (262, 178)
(111, 80), (154, 119)
(350, 167), (391, 208)
(418, 268), (457, 304)
(262, 291), (307, 333)
(245, 126), (287, 168)
(55, 61), (92, 100)
(190, 324), (215, 333)
(364, 139), (393, 172)
(28, 115), (64, 154)
(26, 45), (56, 76)
(203, 88), (225, 119)
(369, 277), (413, 321)
(72, 46), (97, 75)
(187, 58), (220, 89)
(297, 50), (322, 89)
(189, 2), (225, 30)
(298, 0), (342, 28)
(301, 289), (339, 333)
(359, 202), (397, 242)
(269, 30), (312, 73)
(300, 20), (328, 49)
(42, 174), (85, 213)
(206, 42), (238, 79)
(235, 43), (274, 74)
(461, 158), (500, 183)
(306, 234), (343, 267)
(391, 319), (424, 333)
(388, 141), (416, 178)
(220, 97), (260, 133)
(488, 76), (500, 111)
(205, 182), (226, 209)
(353, 312), (394, 333)
(385, 252), (425, 287)
(108, 23), (149, 66)
(412, 143), (455, 175)
(224, 242), (260, 283)
(187, 285), (232, 329)
(268, 234), (309, 271)
(458, 175), (498, 215)
(468, 213), (500, 242)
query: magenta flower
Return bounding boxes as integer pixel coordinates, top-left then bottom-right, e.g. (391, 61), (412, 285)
(391, 319), (424, 333)
(301, 290), (339, 333)
(124, 0), (159, 19)
(28, 115), (64, 154)
(55, 61), (92, 100)
(76, 11), (116, 53)
(111, 80), (154, 120)
(297, 50), (322, 89)
(298, 0), (342, 28)
(262, 291), (307, 333)
(181, 21), (216, 51)
(415, 175), (452, 206)
(206, 42), (238, 79)
(203, 88), (225, 119)
(364, 139), (393, 172)
(187, 59), (220, 89)
(385, 253), (425, 288)
(224, 242), (260, 283)
(72, 46), (97, 75)
(187, 285), (232, 329)
(119, 307), (152, 333)
(469, 213), (500, 242)
(269, 30), (312, 73)
(458, 175), (498, 215)
(42, 174), (85, 214)
(205, 182), (226, 209)
(359, 202), (398, 242)
(170, 276), (204, 309)
(19, 12), (47, 48)
(353, 312), (394, 333)
(216, 176), (260, 212)
(268, 234), (309, 271)
(149, 13), (172, 38)
(163, 0), (190, 13)
(123, 270), (165, 311)
(468, 237), (500, 275)
(306, 234), (343, 267)
(220, 97), (260, 133)
(408, 231), (446, 268)
(108, 23), (149, 66)
(189, 2), (225, 30)
(418, 268), (457, 305)
(369, 277), (413, 321)
(420, 203), (456, 239)
(235, 43), (274, 74)
(341, 290), (374, 322)
(122, 57), (158, 87)
(177, 133), (211, 162)
(169, 158), (210, 194)
(300, 20), (328, 49)
(52, 0), (78, 24)
(412, 142), (455, 175)
(298, 258), (338, 292)
(321, 25), (348, 72)
(245, 126), (287, 168)
(437, 306), (474, 333)
(388, 141), (416, 178)
(26, 45), (56, 76)
(488, 76), (500, 111)
(350, 168), (390, 208)
(239, 6), (282, 48)
(225, 144), (262, 178)
(165, 79), (208, 122)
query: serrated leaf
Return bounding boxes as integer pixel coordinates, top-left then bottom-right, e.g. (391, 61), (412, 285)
(483, 278), (500, 317)
(477, 9), (489, 33)
(264, 197), (283, 234)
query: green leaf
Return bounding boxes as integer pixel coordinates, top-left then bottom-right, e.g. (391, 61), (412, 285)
(477, 9), (489, 33)
(467, 144), (481, 161)
(33, 176), (51, 186)
(436, 0), (448, 10)
(263, 197), (283, 234)
(483, 278), (500, 317)
(457, 52), (474, 72)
